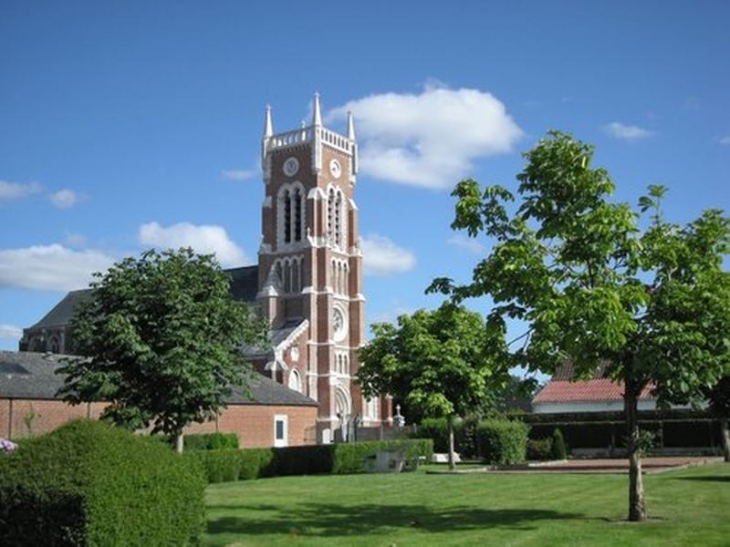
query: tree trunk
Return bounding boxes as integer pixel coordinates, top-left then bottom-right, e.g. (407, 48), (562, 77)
(625, 385), (646, 521)
(447, 416), (456, 471)
(721, 418), (730, 463)
(175, 430), (184, 454)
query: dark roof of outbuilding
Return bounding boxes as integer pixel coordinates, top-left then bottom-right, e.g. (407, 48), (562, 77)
(26, 265), (260, 331)
(0, 350), (317, 407)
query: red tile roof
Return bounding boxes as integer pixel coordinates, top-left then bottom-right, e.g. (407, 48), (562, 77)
(533, 379), (654, 404)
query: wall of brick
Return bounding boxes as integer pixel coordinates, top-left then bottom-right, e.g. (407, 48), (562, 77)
(0, 398), (318, 448)
(0, 399), (106, 439)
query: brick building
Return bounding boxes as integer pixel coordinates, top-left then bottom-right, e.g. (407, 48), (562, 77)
(15, 94), (391, 444)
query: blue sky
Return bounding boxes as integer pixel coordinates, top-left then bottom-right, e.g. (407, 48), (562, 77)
(1, 1), (728, 355)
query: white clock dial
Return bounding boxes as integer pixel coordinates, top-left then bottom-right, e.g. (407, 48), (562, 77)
(283, 156), (299, 177)
(329, 158), (342, 179)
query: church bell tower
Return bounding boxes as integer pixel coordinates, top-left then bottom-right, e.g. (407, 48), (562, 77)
(258, 94), (381, 442)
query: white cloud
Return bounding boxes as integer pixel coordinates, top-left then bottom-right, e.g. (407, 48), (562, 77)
(222, 169), (257, 181)
(0, 244), (114, 291)
(604, 122), (654, 141)
(49, 189), (79, 208)
(0, 180), (42, 202)
(360, 234), (416, 276)
(719, 136), (730, 145)
(327, 84), (523, 189)
(447, 234), (485, 255)
(138, 222), (248, 267)
(0, 324), (23, 341)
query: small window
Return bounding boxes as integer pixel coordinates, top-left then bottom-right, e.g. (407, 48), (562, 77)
(274, 415), (288, 447)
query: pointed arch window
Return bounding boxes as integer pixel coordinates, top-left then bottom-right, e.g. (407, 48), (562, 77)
(294, 187), (302, 241)
(327, 187), (346, 250)
(278, 183), (306, 247)
(283, 189), (292, 244)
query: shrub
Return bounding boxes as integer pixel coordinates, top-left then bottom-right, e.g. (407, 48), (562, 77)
(184, 432), (239, 451)
(189, 449), (242, 483)
(239, 448), (273, 480)
(0, 419), (205, 546)
(477, 419), (529, 465)
(552, 428), (568, 459)
(527, 437), (553, 461)
(266, 445), (334, 477)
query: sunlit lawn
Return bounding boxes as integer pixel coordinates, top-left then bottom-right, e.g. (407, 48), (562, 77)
(205, 463), (730, 546)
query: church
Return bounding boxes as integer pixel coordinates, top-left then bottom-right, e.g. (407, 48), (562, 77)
(14, 94), (392, 445)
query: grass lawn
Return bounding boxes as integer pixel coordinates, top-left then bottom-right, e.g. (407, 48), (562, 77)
(204, 462), (730, 546)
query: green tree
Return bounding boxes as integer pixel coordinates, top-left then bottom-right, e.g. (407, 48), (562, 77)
(58, 248), (268, 453)
(357, 302), (510, 470)
(705, 374), (730, 462)
(429, 131), (730, 521)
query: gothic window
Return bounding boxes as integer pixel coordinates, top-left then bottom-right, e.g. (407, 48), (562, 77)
(273, 257), (303, 294)
(331, 258), (349, 294)
(294, 188), (302, 241)
(283, 189), (292, 243)
(327, 188), (335, 244)
(327, 186), (346, 250)
(278, 183), (306, 247)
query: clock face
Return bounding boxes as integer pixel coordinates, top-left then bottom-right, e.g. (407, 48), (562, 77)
(283, 156), (299, 177)
(329, 158), (342, 179)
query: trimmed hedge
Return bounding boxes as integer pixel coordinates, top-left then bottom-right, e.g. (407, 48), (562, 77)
(527, 419), (721, 451)
(0, 419), (206, 546)
(184, 432), (239, 451)
(477, 420), (529, 465)
(190, 439), (434, 484)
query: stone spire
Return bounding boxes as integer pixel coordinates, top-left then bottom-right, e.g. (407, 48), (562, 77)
(312, 92), (322, 127)
(347, 111), (355, 140)
(262, 104), (273, 172)
(263, 104), (273, 137)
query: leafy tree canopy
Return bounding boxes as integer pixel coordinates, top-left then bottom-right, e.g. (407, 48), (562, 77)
(58, 248), (268, 450)
(429, 131), (730, 519)
(358, 302), (509, 421)
(358, 302), (511, 468)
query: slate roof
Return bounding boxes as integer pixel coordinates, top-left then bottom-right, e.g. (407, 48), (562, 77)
(241, 318), (308, 359)
(28, 290), (91, 329)
(26, 265), (260, 331)
(0, 350), (317, 407)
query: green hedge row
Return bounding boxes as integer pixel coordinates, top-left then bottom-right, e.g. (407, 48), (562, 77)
(190, 439), (434, 484)
(527, 419), (721, 450)
(476, 420), (530, 465)
(0, 420), (206, 546)
(522, 409), (713, 424)
(184, 432), (239, 451)
(188, 448), (273, 483)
